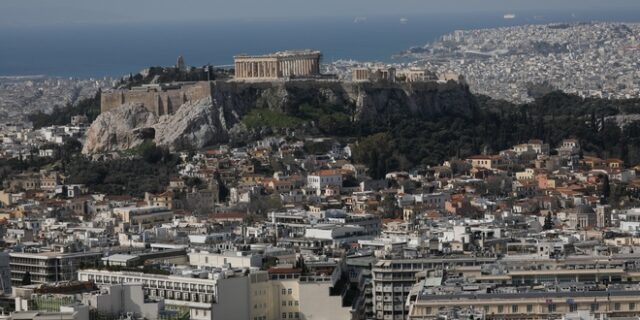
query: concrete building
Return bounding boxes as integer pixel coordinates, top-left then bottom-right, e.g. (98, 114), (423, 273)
(188, 250), (263, 269)
(307, 169), (343, 190)
(9, 251), (102, 286)
(234, 50), (321, 80)
(113, 206), (174, 229)
(81, 283), (162, 320)
(371, 257), (497, 320)
(249, 268), (353, 320)
(78, 268), (249, 320)
(407, 287), (640, 320)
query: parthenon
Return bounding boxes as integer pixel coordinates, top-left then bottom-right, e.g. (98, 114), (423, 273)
(234, 50), (321, 80)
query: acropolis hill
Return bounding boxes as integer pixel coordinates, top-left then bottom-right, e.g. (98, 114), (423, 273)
(100, 50), (466, 117)
(88, 50), (472, 153)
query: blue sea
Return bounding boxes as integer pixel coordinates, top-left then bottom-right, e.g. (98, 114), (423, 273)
(1, 9), (639, 78)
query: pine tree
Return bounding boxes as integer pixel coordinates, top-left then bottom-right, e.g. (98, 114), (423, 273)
(543, 212), (554, 230)
(21, 271), (31, 285)
(602, 175), (611, 205)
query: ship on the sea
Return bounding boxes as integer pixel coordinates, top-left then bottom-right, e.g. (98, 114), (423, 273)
(503, 13), (516, 19)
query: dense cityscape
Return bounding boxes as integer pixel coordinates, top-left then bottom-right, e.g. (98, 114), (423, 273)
(399, 22), (640, 102)
(2, 2), (640, 320)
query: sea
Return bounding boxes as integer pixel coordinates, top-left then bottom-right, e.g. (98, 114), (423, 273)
(1, 9), (639, 79)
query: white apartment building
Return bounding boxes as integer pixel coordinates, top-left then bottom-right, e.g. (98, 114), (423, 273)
(188, 250), (263, 269)
(77, 269), (249, 320)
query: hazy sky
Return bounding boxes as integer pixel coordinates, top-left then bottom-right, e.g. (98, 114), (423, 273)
(1, 0), (639, 27)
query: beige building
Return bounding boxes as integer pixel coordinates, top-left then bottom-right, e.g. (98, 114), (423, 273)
(468, 155), (502, 170)
(249, 269), (353, 320)
(113, 206), (174, 228)
(407, 289), (640, 319)
(234, 50), (321, 80)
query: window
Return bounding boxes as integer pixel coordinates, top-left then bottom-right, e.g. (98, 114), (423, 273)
(527, 305), (533, 312)
(591, 303), (599, 312)
(498, 306), (504, 313)
(569, 304), (577, 312)
(295, 301), (299, 306)
(511, 305), (518, 313)
(287, 288), (292, 294)
(615, 303), (621, 311)
(631, 303), (636, 310)
(282, 301), (286, 307)
(282, 289), (287, 295)
(288, 301), (293, 306)
(289, 313), (293, 319)
(548, 304), (556, 312)
(295, 312), (299, 318)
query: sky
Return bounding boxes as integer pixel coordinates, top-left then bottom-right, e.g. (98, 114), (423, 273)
(1, 0), (640, 27)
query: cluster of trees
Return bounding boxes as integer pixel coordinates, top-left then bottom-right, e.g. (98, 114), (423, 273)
(28, 91), (101, 129)
(64, 144), (179, 197)
(241, 102), (354, 136)
(352, 91), (640, 178)
(115, 66), (232, 89)
(236, 89), (640, 180)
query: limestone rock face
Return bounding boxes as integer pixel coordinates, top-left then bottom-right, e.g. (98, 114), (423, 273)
(152, 97), (231, 150)
(82, 103), (157, 154)
(82, 97), (234, 154)
(82, 80), (476, 154)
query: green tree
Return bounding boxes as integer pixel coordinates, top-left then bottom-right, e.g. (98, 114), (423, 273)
(543, 212), (554, 230)
(21, 271), (32, 285)
(381, 193), (399, 219)
(601, 175), (611, 204)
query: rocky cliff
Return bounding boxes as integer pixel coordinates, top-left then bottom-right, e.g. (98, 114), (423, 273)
(82, 80), (476, 154)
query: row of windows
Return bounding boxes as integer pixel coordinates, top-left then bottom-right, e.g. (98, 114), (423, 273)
(282, 312), (300, 319)
(281, 288), (293, 295)
(253, 289), (267, 296)
(422, 302), (636, 315)
(281, 300), (299, 307)
(85, 274), (215, 293)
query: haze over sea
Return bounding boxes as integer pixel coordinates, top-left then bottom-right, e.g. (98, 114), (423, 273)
(1, 9), (639, 78)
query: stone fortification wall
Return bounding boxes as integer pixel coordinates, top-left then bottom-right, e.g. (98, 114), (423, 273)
(101, 82), (212, 115)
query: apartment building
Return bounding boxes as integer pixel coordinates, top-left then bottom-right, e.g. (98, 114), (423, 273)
(10, 251), (102, 286)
